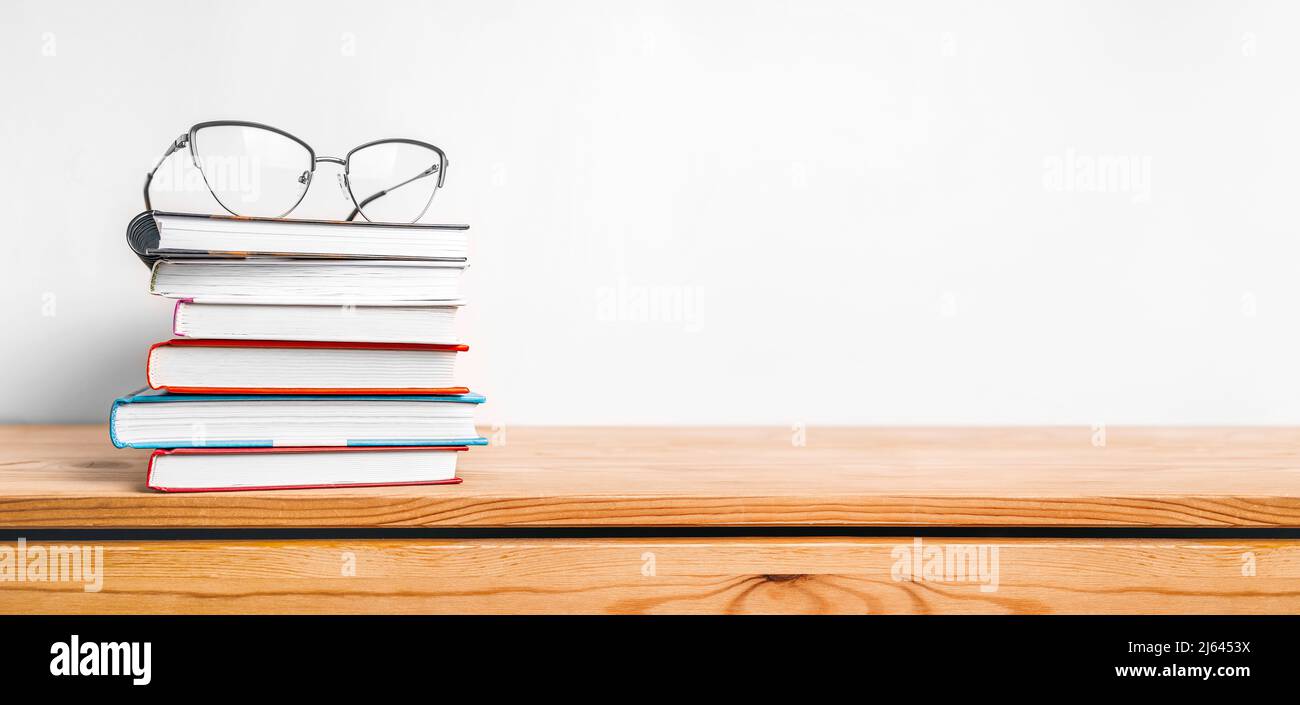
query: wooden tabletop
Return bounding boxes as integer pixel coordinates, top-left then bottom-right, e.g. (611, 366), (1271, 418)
(2, 425), (1300, 528)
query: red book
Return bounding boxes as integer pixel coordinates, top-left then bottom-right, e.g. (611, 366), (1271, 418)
(146, 339), (470, 394)
(147, 446), (467, 492)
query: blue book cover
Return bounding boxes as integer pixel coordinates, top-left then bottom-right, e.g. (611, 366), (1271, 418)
(109, 388), (488, 449)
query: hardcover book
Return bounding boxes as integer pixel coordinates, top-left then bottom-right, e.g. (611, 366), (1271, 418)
(171, 301), (462, 344)
(110, 388), (487, 449)
(150, 258), (466, 304)
(146, 445), (466, 492)
(126, 210), (470, 264)
(145, 339), (470, 394)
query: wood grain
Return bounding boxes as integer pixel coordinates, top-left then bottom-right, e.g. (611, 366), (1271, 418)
(2, 537), (1295, 614)
(3, 425), (1300, 527)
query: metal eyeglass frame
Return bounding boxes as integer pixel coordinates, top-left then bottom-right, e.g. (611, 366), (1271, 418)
(142, 120), (448, 222)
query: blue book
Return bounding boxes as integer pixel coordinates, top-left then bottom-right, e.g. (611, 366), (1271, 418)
(110, 388), (487, 450)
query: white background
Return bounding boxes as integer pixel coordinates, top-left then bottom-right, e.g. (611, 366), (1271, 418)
(3, 0), (1298, 424)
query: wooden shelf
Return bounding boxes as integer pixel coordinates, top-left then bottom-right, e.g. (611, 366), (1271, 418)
(3, 424), (1299, 529)
(16, 537), (1300, 614)
(5, 424), (1300, 613)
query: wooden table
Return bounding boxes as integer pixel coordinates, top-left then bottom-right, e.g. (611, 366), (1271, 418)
(2, 425), (1299, 614)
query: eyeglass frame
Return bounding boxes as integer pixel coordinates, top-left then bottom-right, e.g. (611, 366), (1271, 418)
(142, 120), (449, 222)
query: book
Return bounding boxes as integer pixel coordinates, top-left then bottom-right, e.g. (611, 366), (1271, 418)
(150, 259), (465, 304)
(129, 211), (470, 262)
(145, 340), (470, 394)
(146, 446), (466, 492)
(110, 388), (487, 449)
(172, 301), (462, 344)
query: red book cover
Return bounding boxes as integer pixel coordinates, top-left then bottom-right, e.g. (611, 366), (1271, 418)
(145, 339), (471, 395)
(146, 445), (467, 492)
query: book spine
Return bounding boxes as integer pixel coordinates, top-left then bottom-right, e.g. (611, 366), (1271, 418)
(172, 300), (185, 337)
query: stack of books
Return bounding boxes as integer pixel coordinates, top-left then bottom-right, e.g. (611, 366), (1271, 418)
(111, 212), (485, 492)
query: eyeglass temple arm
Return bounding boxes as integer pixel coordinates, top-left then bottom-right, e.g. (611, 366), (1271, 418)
(346, 161), (446, 222)
(142, 133), (190, 211)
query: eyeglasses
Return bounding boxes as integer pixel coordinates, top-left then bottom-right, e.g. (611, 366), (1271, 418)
(143, 120), (448, 223)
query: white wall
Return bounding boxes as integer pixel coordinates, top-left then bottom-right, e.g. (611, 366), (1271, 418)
(3, 0), (1298, 424)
